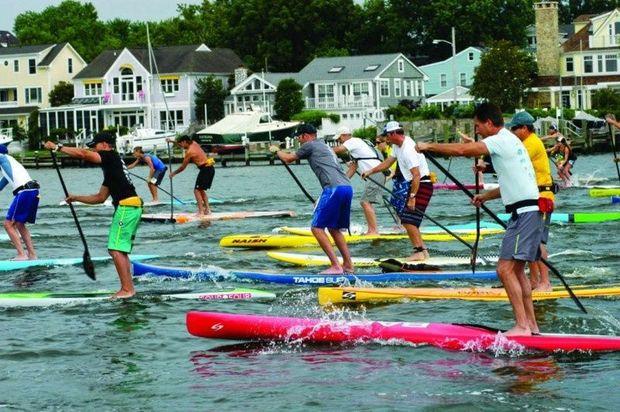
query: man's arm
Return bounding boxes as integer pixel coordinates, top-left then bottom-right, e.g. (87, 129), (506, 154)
(332, 145), (348, 155)
(406, 167), (421, 210)
(66, 185), (110, 205)
(345, 161), (357, 178)
(0, 177), (8, 192)
(416, 141), (489, 158)
(276, 150), (299, 164)
(361, 156), (396, 178)
(126, 158), (140, 169)
(171, 152), (191, 177)
(43, 141), (102, 164)
(143, 156), (155, 179)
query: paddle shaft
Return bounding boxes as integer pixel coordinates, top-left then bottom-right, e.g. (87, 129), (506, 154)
(608, 123), (620, 183)
(424, 152), (587, 314)
(167, 142), (174, 220)
(472, 132), (481, 273)
(128, 171), (185, 204)
(360, 171), (489, 264)
(279, 159), (315, 203)
(50, 151), (95, 280)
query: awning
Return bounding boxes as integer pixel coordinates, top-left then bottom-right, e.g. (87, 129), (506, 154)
(0, 106), (39, 116)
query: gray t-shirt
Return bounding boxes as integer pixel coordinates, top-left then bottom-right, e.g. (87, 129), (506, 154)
(296, 139), (350, 188)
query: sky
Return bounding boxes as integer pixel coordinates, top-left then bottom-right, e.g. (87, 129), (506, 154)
(0, 0), (205, 32)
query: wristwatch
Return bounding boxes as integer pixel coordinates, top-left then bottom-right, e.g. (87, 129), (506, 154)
(54, 143), (63, 152)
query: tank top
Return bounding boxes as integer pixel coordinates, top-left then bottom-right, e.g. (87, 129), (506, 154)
(100, 150), (137, 206)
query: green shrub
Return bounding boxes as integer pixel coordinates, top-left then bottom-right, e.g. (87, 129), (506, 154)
(292, 110), (340, 127)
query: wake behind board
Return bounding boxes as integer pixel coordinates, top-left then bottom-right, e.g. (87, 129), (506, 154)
(267, 251), (498, 268)
(317, 285), (620, 305)
(0, 254), (157, 272)
(142, 210), (296, 224)
(277, 222), (504, 237)
(220, 232), (480, 249)
(132, 261), (498, 285)
(497, 211), (620, 224)
(0, 288), (275, 307)
(186, 311), (620, 353)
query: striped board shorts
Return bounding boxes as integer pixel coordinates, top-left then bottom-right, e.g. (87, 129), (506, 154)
(390, 178), (433, 227)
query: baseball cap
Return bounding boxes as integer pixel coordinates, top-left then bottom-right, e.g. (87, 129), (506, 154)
(293, 123), (317, 137)
(505, 111), (535, 129)
(337, 126), (351, 136)
(383, 121), (402, 134)
(0, 145), (8, 154)
(86, 132), (116, 148)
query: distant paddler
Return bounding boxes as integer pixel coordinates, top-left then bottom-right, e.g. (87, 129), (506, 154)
(270, 123), (354, 274)
(362, 121), (434, 261)
(44, 132), (143, 298)
(167, 135), (215, 216)
(417, 103), (543, 336)
(0, 145), (40, 260)
(332, 126), (385, 235)
(126, 146), (167, 202)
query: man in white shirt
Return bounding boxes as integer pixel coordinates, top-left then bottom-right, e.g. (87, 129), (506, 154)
(333, 126), (384, 235)
(417, 103), (543, 337)
(362, 122), (434, 261)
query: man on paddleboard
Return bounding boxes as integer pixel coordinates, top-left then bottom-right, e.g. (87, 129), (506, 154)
(271, 123), (354, 274)
(44, 133), (143, 298)
(127, 147), (167, 203)
(362, 121), (433, 261)
(332, 126), (384, 235)
(506, 111), (555, 292)
(0, 145), (39, 260)
(417, 103), (543, 336)
(167, 135), (214, 216)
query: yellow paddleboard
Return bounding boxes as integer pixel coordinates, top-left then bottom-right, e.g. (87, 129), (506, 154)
(220, 232), (480, 248)
(278, 226), (504, 237)
(318, 285), (620, 305)
(266, 251), (497, 267)
(589, 187), (620, 197)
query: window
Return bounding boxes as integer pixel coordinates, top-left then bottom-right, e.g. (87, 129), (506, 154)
(28, 58), (36, 74)
(13, 60), (18, 72)
(561, 90), (571, 108)
(254, 79), (261, 89)
(394, 79), (401, 97)
(379, 80), (389, 97)
(404, 81), (411, 96)
(160, 78), (179, 93)
(84, 83), (102, 96)
(566, 57), (574, 72)
(121, 67), (133, 75)
(460, 72), (466, 86)
(68, 58), (73, 74)
(597, 55), (603, 72)
(352, 82), (369, 96)
(411, 80), (416, 96)
(468, 52), (474, 61)
(136, 76), (142, 92)
(397, 59), (404, 73)
(416, 80), (422, 96)
(364, 64), (380, 71)
(440, 74), (447, 88)
(113, 78), (119, 93)
(328, 66), (344, 73)
(160, 110), (185, 129)
(605, 54), (617, 72)
(25, 87), (42, 103)
(584, 56), (593, 73)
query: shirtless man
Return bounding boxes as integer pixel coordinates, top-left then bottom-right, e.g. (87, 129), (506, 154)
(168, 135), (215, 215)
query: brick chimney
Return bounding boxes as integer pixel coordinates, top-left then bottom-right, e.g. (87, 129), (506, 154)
(534, 1), (560, 76)
(234, 66), (248, 86)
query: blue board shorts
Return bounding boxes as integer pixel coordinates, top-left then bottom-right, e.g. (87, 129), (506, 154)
(6, 189), (39, 224)
(151, 167), (167, 186)
(311, 185), (353, 229)
(499, 210), (543, 261)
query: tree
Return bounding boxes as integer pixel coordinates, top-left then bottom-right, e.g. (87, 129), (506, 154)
(274, 79), (304, 121)
(591, 88), (620, 115)
(470, 40), (537, 112)
(194, 75), (228, 124)
(48, 81), (74, 107)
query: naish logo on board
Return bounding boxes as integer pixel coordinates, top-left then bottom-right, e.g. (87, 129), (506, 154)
(232, 238), (268, 244)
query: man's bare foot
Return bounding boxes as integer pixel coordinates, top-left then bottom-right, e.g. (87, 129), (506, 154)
(11, 255), (29, 261)
(503, 325), (532, 336)
(28, 254), (38, 260)
(533, 283), (552, 293)
(205, 209), (212, 215)
(406, 251), (427, 261)
(319, 265), (344, 275)
(365, 230), (380, 236)
(423, 249), (430, 259)
(342, 265), (354, 274)
(111, 289), (136, 299)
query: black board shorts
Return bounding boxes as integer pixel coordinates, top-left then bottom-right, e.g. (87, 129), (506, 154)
(195, 165), (215, 190)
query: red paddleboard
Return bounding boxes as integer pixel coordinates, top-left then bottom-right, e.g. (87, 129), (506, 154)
(187, 311), (620, 353)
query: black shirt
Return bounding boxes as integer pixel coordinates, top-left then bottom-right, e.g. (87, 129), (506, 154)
(99, 150), (137, 206)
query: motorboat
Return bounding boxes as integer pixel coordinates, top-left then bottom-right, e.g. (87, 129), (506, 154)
(116, 127), (176, 154)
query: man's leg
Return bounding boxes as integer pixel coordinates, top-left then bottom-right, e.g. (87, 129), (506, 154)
(4, 220), (27, 260)
(534, 244), (551, 291)
(148, 182), (158, 202)
(194, 188), (205, 215)
(15, 222), (36, 259)
(360, 201), (379, 235)
(515, 263), (539, 334)
(496, 259), (532, 336)
(311, 227), (343, 274)
(202, 190), (211, 214)
(328, 228), (353, 272)
(109, 249), (135, 298)
(403, 223), (426, 260)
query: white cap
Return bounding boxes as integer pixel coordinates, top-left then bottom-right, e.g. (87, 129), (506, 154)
(338, 126), (351, 136)
(384, 121), (402, 133)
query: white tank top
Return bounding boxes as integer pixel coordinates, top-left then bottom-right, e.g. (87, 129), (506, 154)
(0, 155), (32, 190)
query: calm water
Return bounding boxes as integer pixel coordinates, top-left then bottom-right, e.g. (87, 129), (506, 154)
(0, 154), (619, 410)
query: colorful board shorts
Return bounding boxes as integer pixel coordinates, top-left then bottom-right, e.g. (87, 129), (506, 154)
(499, 210), (543, 261)
(6, 189), (39, 224)
(195, 165), (215, 190)
(151, 167), (167, 186)
(311, 185), (353, 229)
(361, 174), (384, 204)
(108, 205), (142, 253)
(389, 178), (433, 227)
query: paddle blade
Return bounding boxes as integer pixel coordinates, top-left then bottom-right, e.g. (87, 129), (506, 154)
(83, 251), (96, 280)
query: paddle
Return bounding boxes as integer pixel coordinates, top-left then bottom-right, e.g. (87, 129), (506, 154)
(472, 131), (481, 274)
(608, 122), (620, 183)
(359, 171), (491, 265)
(167, 141), (174, 220)
(278, 158), (316, 203)
(424, 152), (587, 314)
(128, 172), (186, 205)
(50, 151), (95, 280)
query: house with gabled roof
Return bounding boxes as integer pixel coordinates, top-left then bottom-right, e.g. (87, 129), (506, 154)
(225, 71), (298, 115)
(419, 46), (482, 99)
(0, 31), (18, 47)
(0, 43), (86, 131)
(529, 2), (620, 109)
(39, 44), (242, 137)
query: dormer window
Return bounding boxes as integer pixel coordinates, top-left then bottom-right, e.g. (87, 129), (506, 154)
(328, 66), (344, 73)
(468, 52), (474, 61)
(121, 67), (133, 76)
(398, 59), (404, 73)
(364, 64), (380, 71)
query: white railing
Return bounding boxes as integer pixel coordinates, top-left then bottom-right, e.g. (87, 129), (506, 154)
(305, 95), (374, 110)
(0, 101), (18, 107)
